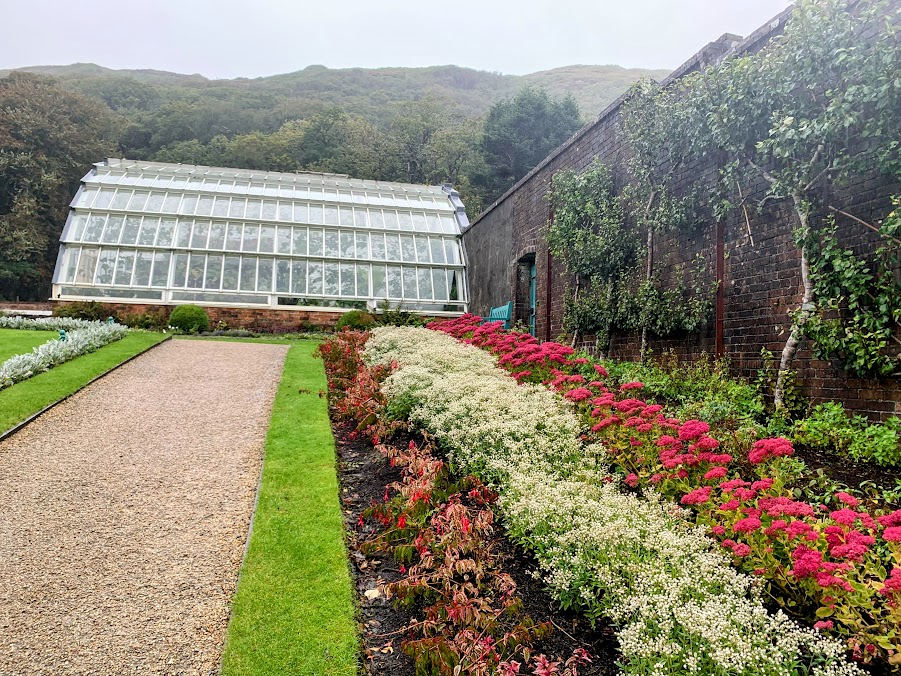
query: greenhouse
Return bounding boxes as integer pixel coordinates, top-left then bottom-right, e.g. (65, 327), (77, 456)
(51, 159), (469, 313)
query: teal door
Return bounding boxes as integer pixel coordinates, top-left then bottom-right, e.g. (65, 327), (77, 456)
(528, 262), (537, 336)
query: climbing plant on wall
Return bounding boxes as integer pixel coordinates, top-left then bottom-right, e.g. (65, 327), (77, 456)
(683, 0), (901, 410)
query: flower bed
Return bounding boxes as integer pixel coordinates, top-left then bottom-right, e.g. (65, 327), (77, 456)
(0, 318), (128, 390)
(427, 314), (901, 670)
(324, 326), (866, 675)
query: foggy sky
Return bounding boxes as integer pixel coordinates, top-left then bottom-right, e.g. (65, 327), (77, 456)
(1, 1), (792, 79)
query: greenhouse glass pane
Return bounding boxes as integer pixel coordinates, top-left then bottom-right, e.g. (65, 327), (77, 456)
(323, 205), (339, 226)
(111, 190), (132, 210)
(222, 256), (240, 290)
(309, 204), (323, 225)
(323, 188), (338, 204)
(307, 261), (323, 294)
(338, 189), (352, 203)
(291, 260), (307, 294)
(259, 225), (276, 254)
(101, 216), (124, 244)
(218, 181), (235, 193)
(427, 214), (443, 233)
(324, 263), (339, 295)
(161, 193), (181, 214)
(202, 179), (219, 191)
(262, 200), (277, 221)
(178, 194), (197, 215)
(248, 183), (264, 196)
(440, 215), (457, 233)
(257, 258), (273, 293)
(120, 216), (142, 245)
(276, 227), (292, 254)
(383, 211), (398, 230)
(191, 221), (210, 249)
(371, 234), (385, 260)
(229, 198), (247, 218)
(157, 219), (176, 246)
(412, 213), (428, 232)
(430, 238), (446, 264)
(308, 229), (323, 256)
(71, 215), (88, 241)
(63, 247), (81, 283)
(95, 250), (117, 285)
(151, 253), (170, 287)
(175, 220), (192, 248)
(339, 263), (355, 296)
(356, 264), (369, 297)
(400, 235), (416, 262)
(186, 177), (202, 190)
(94, 189), (115, 209)
(242, 225), (260, 252)
(172, 253), (189, 287)
(263, 184), (278, 197)
(133, 251), (153, 286)
(77, 187), (99, 207)
(225, 223), (242, 251)
(245, 200), (262, 220)
(240, 258), (257, 291)
(448, 270), (459, 301)
(340, 231), (354, 259)
(415, 236), (430, 263)
(292, 202), (308, 224)
(146, 192), (165, 213)
(353, 208), (369, 228)
(278, 203), (292, 222)
(128, 192), (149, 211)
(444, 240), (459, 264)
(279, 184), (294, 199)
(385, 234), (401, 261)
(339, 206), (353, 226)
(171, 176), (188, 191)
(119, 175), (138, 186)
(309, 187), (323, 202)
(398, 212), (414, 231)
(115, 251), (135, 285)
(417, 268), (433, 300)
(324, 230), (339, 258)
(402, 267), (418, 299)
(212, 197), (229, 217)
(84, 214), (107, 243)
(292, 227), (308, 256)
(138, 217), (159, 246)
(369, 209), (385, 229)
(135, 175), (154, 187)
(208, 222), (226, 250)
(372, 265), (386, 298)
(75, 248), (99, 284)
(196, 195), (214, 216)
(355, 232), (369, 259)
(386, 266), (403, 299)
(205, 255), (223, 289)
(276, 260), (291, 293)
(432, 269), (448, 300)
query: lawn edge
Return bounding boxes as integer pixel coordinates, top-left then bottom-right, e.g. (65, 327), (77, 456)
(0, 333), (172, 442)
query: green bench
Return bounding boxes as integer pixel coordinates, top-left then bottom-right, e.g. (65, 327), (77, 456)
(484, 301), (513, 329)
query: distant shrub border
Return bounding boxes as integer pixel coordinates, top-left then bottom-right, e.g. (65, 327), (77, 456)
(0, 317), (128, 390)
(168, 304), (209, 334)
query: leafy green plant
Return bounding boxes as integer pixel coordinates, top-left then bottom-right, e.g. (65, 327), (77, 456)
(793, 402), (861, 453)
(54, 301), (112, 322)
(118, 308), (170, 330)
(167, 304), (209, 334)
(334, 309), (377, 331)
(374, 301), (425, 327)
(849, 416), (901, 467)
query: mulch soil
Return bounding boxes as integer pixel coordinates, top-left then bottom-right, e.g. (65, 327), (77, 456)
(333, 421), (620, 676)
(793, 444), (900, 497)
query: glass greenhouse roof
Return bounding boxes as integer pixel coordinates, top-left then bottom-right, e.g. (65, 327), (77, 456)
(52, 159), (469, 312)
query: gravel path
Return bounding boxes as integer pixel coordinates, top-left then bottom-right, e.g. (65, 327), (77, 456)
(0, 339), (288, 676)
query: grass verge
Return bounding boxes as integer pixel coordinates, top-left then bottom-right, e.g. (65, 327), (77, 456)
(220, 340), (358, 676)
(0, 332), (168, 433)
(0, 328), (57, 363)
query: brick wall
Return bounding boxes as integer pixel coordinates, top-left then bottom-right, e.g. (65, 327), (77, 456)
(462, 8), (900, 422)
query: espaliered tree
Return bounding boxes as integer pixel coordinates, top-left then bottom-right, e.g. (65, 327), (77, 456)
(687, 0), (901, 410)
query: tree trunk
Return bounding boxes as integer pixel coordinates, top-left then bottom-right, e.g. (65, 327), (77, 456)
(640, 224), (654, 361)
(773, 195), (816, 413)
(570, 279), (580, 349)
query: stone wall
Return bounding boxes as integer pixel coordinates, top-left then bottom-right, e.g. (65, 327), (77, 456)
(461, 8), (900, 421)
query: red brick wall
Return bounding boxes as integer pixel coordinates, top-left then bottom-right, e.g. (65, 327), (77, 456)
(462, 11), (900, 422)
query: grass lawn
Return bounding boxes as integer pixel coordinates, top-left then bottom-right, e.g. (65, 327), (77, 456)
(220, 339), (358, 676)
(0, 332), (169, 434)
(0, 328), (57, 363)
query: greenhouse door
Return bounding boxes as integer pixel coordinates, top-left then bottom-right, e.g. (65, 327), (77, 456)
(528, 261), (536, 336)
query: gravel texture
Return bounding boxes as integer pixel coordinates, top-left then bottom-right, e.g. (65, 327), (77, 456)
(0, 339), (288, 676)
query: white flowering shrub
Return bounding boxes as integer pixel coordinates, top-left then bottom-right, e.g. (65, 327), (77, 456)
(0, 320), (128, 391)
(363, 327), (863, 676)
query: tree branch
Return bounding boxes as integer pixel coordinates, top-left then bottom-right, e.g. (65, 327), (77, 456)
(735, 181), (755, 247)
(827, 205), (901, 246)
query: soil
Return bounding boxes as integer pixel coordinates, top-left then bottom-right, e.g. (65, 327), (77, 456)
(333, 421), (621, 676)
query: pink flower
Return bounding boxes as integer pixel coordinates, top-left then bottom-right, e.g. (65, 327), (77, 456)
(704, 467), (728, 481)
(711, 525), (726, 536)
(733, 517), (762, 533)
(593, 364), (608, 377)
(879, 568), (901, 597)
(624, 473), (639, 488)
(748, 437), (794, 464)
(719, 499), (741, 511)
(883, 526), (901, 542)
(830, 509), (859, 527)
(564, 387), (592, 402)
(835, 492), (859, 508)
(678, 420), (710, 441)
(877, 510), (901, 528)
(814, 620), (834, 631)
(619, 381), (644, 391)
(732, 543), (752, 557)
(681, 486), (713, 505)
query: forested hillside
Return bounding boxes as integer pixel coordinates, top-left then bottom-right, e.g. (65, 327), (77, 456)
(0, 62), (668, 300)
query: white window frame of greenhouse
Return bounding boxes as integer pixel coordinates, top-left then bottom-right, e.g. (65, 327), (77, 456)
(51, 159), (470, 315)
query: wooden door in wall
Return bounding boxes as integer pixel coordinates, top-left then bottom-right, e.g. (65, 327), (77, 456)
(528, 261), (537, 336)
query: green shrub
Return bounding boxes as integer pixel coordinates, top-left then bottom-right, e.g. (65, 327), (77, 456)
(55, 301), (111, 322)
(119, 308), (170, 330)
(168, 304), (209, 333)
(792, 402), (901, 466)
(849, 416), (901, 467)
(335, 310), (377, 331)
